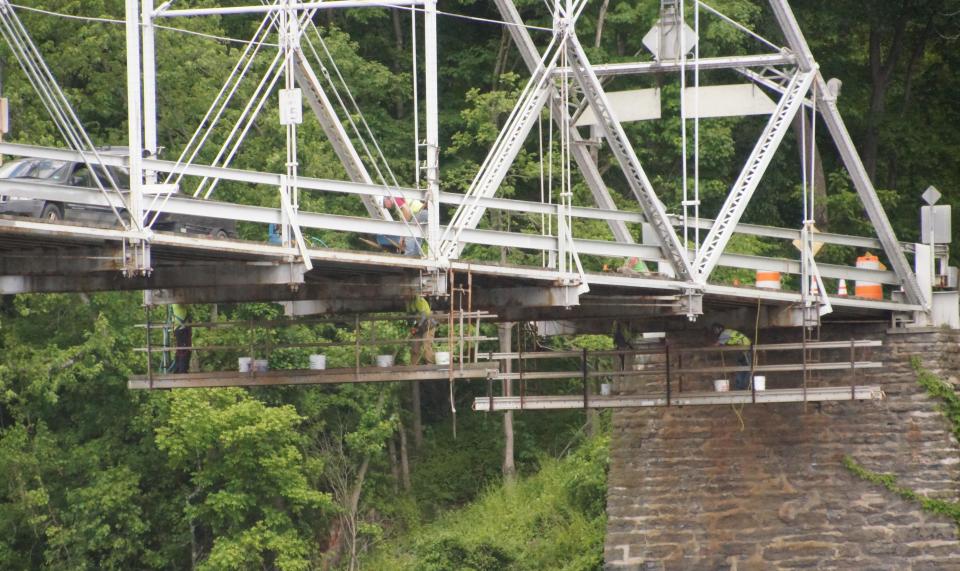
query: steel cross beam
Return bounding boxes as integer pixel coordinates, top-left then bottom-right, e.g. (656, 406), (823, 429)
(565, 33), (694, 282)
(693, 67), (815, 280)
(493, 0), (634, 245)
(766, 0), (926, 308)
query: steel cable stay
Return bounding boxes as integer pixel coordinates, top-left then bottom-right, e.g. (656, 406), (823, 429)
(439, 31), (563, 258)
(303, 26), (424, 246)
(145, 2), (284, 227)
(0, 3), (131, 229)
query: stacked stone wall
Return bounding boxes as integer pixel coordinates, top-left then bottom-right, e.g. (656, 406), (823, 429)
(604, 327), (960, 570)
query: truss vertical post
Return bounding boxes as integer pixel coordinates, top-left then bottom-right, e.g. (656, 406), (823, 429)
(767, 0), (926, 309)
(141, 0), (157, 183)
(423, 0), (441, 264)
(125, 0), (151, 275)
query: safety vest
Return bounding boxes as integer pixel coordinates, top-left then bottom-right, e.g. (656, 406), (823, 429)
(172, 304), (189, 329)
(721, 329), (751, 346)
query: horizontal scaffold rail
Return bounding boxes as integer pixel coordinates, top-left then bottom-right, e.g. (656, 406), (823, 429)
(473, 386), (885, 411)
(129, 362), (494, 390)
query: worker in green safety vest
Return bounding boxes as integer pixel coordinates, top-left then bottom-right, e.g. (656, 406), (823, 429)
(171, 303), (192, 374)
(712, 322), (752, 390)
(406, 295), (435, 365)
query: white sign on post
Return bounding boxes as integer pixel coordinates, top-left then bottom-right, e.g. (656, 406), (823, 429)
(279, 88), (302, 126)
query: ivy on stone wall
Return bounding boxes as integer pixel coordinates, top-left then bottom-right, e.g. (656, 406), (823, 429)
(843, 358), (960, 527)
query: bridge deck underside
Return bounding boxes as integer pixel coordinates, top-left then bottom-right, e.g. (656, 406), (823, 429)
(0, 216), (911, 323)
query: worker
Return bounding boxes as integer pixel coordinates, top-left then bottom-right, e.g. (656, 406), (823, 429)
(407, 294), (435, 365)
(171, 303), (192, 374)
(617, 256), (649, 275)
(384, 197), (427, 257)
(712, 322), (751, 390)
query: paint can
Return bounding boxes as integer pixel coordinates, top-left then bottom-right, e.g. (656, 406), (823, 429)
(253, 359), (269, 373)
(714, 379), (730, 392)
(755, 270), (782, 290)
(238, 357), (252, 372)
(435, 351), (450, 365)
(753, 375), (766, 391)
(376, 354), (395, 368)
(600, 383), (612, 396)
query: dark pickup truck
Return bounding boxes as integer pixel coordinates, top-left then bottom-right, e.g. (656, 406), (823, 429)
(0, 156), (236, 238)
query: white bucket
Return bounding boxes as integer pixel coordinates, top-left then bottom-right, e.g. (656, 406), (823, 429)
(238, 357), (253, 372)
(714, 379), (730, 392)
(435, 351), (450, 365)
(253, 359), (269, 373)
(600, 383), (612, 396)
(753, 375), (766, 391)
(376, 354), (395, 368)
(309, 354), (327, 370)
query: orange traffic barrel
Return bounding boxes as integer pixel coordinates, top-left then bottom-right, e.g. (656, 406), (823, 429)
(855, 253), (883, 299)
(755, 270), (781, 290)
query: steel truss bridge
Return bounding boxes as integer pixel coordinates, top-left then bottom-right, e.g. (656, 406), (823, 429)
(0, 0), (950, 333)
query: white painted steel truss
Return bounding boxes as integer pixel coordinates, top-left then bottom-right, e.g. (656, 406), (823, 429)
(0, 1), (931, 316)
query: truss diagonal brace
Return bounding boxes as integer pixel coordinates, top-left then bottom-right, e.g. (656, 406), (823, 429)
(694, 68), (814, 281)
(565, 34), (693, 282)
(439, 45), (559, 259)
(292, 48), (389, 220)
(492, 0), (634, 245)
(766, 0), (926, 309)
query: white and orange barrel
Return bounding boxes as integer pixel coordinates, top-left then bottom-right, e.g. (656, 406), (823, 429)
(756, 270), (782, 290)
(855, 252), (883, 299)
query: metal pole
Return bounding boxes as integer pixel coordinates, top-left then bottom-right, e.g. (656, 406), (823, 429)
(146, 305), (153, 388)
(582, 347), (589, 409)
(665, 343), (671, 406)
(125, 0), (144, 230)
(424, 0), (440, 263)
(141, 0), (157, 184)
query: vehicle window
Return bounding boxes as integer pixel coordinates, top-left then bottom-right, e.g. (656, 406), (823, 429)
(0, 159), (67, 179)
(71, 166), (94, 187)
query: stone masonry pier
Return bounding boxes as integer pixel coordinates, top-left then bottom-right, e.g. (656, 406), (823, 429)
(604, 326), (960, 570)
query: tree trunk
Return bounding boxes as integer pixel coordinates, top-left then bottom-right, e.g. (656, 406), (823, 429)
(863, 10), (907, 182)
(392, 9), (405, 119)
(398, 417), (412, 491)
(411, 381), (423, 449)
(594, 0), (610, 49)
(387, 434), (400, 493)
(499, 322), (516, 482)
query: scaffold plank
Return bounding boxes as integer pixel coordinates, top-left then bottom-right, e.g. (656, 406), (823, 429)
(472, 386), (884, 411)
(129, 362), (494, 390)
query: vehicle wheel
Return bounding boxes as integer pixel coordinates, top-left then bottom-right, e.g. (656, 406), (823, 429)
(213, 228), (229, 239)
(41, 203), (64, 222)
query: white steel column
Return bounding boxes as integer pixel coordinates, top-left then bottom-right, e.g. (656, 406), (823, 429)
(141, 0), (157, 183)
(424, 0), (441, 262)
(125, 0), (144, 231)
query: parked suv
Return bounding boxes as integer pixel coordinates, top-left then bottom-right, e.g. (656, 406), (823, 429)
(0, 155), (236, 238)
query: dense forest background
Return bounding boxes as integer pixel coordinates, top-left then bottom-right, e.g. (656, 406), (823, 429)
(0, 1), (958, 569)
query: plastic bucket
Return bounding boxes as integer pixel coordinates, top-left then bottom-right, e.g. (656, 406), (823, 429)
(600, 383), (612, 396)
(435, 351), (450, 365)
(253, 359), (269, 373)
(238, 357), (253, 372)
(309, 354), (327, 370)
(753, 375), (766, 391)
(714, 379), (730, 392)
(376, 355), (395, 368)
